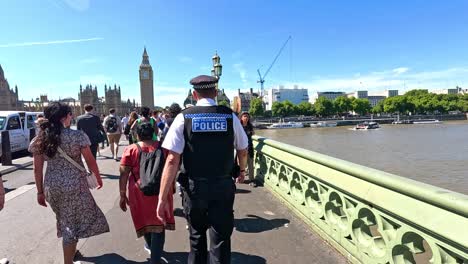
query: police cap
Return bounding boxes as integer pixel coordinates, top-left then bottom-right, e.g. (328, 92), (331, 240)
(190, 75), (218, 90)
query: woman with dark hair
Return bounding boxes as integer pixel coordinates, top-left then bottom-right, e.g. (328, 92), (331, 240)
(130, 106), (159, 142)
(119, 122), (175, 264)
(124, 111), (139, 144)
(29, 102), (109, 264)
(239, 112), (257, 187)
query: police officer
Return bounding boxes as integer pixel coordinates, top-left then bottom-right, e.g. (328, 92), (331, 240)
(157, 75), (248, 264)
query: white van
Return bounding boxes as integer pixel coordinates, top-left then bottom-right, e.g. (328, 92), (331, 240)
(0, 111), (42, 157)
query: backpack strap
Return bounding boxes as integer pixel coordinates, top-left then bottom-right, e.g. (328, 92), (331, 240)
(133, 143), (143, 182)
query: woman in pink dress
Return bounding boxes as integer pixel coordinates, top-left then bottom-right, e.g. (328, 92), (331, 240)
(119, 122), (175, 264)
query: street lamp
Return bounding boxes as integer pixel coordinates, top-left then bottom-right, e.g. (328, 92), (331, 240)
(211, 51), (222, 103)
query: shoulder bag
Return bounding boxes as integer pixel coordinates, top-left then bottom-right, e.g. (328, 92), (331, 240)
(57, 147), (99, 189)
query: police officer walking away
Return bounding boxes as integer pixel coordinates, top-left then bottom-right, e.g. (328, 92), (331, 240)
(157, 75), (248, 264)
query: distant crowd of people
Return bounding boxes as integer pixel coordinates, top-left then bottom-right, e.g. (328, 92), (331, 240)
(0, 75), (258, 264)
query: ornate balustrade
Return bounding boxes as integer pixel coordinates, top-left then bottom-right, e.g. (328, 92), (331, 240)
(253, 136), (468, 264)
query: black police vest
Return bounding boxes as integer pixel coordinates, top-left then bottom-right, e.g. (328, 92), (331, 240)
(182, 105), (235, 181)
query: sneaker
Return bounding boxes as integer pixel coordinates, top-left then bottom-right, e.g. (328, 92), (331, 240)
(73, 262), (81, 264)
(0, 258), (9, 264)
(144, 243), (151, 255)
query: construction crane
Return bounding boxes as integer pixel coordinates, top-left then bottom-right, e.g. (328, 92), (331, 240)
(257, 36), (292, 97)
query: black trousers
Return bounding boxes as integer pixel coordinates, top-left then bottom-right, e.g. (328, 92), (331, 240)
(90, 143), (98, 159)
(183, 179), (236, 264)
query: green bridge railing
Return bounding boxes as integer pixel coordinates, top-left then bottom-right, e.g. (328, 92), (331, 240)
(253, 136), (468, 264)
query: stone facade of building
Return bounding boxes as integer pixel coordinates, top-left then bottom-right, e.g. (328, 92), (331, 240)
(139, 47), (154, 108)
(0, 64), (20, 111)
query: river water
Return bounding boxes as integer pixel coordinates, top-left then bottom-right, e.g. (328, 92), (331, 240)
(257, 121), (468, 195)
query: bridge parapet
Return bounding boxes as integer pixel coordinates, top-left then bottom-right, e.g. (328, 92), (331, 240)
(253, 136), (468, 264)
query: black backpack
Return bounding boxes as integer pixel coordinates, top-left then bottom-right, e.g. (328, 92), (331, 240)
(106, 116), (118, 133)
(135, 143), (165, 196)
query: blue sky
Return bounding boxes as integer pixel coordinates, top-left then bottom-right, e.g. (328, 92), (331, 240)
(1, 0), (468, 107)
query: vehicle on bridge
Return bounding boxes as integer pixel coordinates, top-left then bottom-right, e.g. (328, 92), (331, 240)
(0, 111), (42, 157)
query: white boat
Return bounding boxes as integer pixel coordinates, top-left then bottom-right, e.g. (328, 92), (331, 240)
(413, 119), (441, 124)
(355, 121), (380, 130)
(310, 121), (337, 128)
(267, 121), (304, 129)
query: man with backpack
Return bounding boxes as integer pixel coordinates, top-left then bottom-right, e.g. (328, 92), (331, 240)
(103, 108), (122, 161)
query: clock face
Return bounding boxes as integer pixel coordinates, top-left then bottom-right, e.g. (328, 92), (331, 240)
(142, 70), (149, 79)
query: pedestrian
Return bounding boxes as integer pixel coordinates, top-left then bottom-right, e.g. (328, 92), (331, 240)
(130, 107), (159, 142)
(29, 102), (109, 264)
(124, 111), (139, 145)
(121, 112), (129, 133)
(160, 103), (182, 142)
(119, 122), (175, 264)
(239, 112), (257, 187)
(0, 173), (5, 211)
(76, 104), (105, 159)
(100, 114), (109, 149)
(157, 75), (248, 264)
(103, 108), (122, 161)
(0, 174), (8, 263)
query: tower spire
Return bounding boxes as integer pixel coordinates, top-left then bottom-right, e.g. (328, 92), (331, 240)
(0, 64), (4, 79)
(141, 47), (150, 65)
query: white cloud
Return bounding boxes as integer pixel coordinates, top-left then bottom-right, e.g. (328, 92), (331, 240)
(0, 37), (103, 48)
(63, 0), (90, 11)
(393, 67), (409, 75)
(233, 62), (248, 86)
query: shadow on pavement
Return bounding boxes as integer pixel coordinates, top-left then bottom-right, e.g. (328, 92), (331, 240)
(77, 253), (147, 264)
(235, 188), (251, 194)
(234, 214), (290, 233)
(173, 207), (185, 218)
(100, 173), (120, 180)
(162, 251), (266, 264)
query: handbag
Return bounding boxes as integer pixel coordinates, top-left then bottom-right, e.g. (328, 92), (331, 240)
(57, 147), (99, 189)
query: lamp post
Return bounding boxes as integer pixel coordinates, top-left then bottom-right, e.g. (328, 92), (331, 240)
(211, 51), (222, 103)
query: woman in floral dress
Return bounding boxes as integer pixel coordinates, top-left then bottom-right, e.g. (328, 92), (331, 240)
(29, 102), (109, 264)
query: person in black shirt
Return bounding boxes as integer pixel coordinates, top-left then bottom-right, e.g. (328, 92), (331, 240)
(239, 112), (257, 187)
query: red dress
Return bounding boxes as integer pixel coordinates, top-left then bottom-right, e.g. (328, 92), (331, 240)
(120, 142), (175, 237)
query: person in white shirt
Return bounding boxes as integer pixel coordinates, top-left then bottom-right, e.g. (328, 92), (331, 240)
(121, 113), (129, 134)
(157, 75), (248, 264)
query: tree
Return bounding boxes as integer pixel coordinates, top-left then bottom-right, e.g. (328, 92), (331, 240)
(352, 98), (372, 116)
(272, 101), (286, 117)
(333, 96), (352, 115)
(282, 100), (296, 116)
(314, 96), (334, 117)
(372, 101), (384, 114)
(249, 97), (264, 117)
(296, 101), (315, 116)
(218, 100), (230, 107)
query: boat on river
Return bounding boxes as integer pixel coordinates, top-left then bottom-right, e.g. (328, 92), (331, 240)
(267, 120), (304, 129)
(355, 121), (380, 130)
(310, 121), (337, 128)
(413, 119), (441, 124)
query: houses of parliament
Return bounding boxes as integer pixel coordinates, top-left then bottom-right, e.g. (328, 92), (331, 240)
(0, 48), (155, 116)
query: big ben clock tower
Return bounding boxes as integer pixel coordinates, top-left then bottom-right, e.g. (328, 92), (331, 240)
(139, 47), (154, 108)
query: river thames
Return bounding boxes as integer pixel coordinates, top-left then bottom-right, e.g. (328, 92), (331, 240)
(257, 121), (468, 195)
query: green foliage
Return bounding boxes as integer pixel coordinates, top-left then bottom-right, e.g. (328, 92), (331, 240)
(218, 100), (230, 107)
(272, 100), (296, 117)
(296, 101), (315, 116)
(376, 90), (467, 114)
(352, 98), (372, 115)
(249, 98), (264, 117)
(272, 101), (286, 117)
(333, 96), (352, 115)
(314, 96), (334, 117)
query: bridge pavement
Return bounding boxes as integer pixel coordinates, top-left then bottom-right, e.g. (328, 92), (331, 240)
(0, 141), (346, 264)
